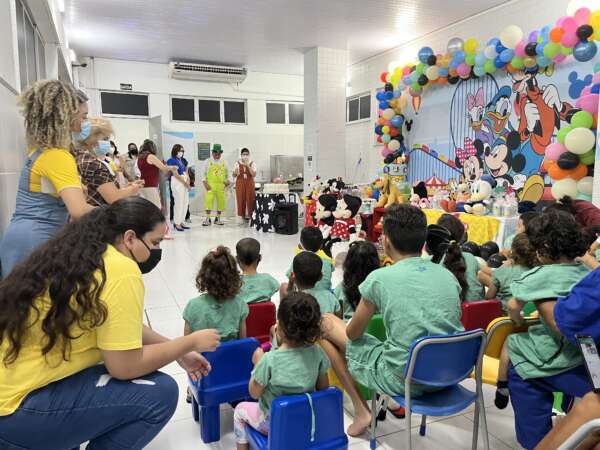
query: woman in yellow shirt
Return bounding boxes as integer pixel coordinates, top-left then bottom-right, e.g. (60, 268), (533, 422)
(0, 197), (220, 449)
(0, 80), (94, 277)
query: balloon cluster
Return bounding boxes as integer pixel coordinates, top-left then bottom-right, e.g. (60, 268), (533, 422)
(374, 86), (407, 158)
(378, 7), (600, 104)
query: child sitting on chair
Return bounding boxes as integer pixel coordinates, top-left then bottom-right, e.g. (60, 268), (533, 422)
(319, 205), (464, 436)
(233, 292), (330, 450)
(280, 227), (333, 295)
(236, 238), (279, 304)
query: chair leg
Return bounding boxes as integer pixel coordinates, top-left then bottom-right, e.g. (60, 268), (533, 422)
(199, 404), (220, 444)
(406, 410), (412, 450)
(370, 394), (378, 450)
(419, 414), (427, 437)
(479, 397), (490, 450)
(191, 396), (199, 422)
(472, 401), (480, 450)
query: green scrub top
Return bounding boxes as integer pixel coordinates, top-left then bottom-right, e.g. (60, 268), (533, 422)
(183, 293), (249, 341)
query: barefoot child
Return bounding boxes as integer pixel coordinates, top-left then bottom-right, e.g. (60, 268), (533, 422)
(233, 292), (330, 450)
(236, 238), (279, 304)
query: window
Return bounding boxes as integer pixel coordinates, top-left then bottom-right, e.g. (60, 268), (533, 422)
(171, 97), (195, 122)
(288, 103), (304, 124)
(224, 100), (246, 124)
(15, 0), (45, 90)
(346, 92), (371, 123)
(266, 103), (286, 124)
(198, 99), (221, 122)
(101, 91), (149, 117)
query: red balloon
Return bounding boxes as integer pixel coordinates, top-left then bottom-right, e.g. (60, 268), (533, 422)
(380, 72), (389, 83)
(390, 128), (400, 137)
(377, 135), (383, 144)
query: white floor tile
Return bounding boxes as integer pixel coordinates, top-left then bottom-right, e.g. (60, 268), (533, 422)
(151, 317), (186, 340)
(146, 305), (182, 325)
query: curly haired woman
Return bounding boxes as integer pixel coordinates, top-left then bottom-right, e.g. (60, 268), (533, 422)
(0, 197), (220, 449)
(0, 80), (94, 277)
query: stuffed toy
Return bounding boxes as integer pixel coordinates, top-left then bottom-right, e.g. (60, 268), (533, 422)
(313, 194), (337, 234)
(308, 177), (325, 201)
(326, 194), (363, 259)
(464, 176), (496, 215)
(410, 193), (420, 207)
(323, 177), (345, 198)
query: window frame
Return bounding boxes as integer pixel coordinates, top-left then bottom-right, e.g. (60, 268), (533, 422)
(346, 91), (371, 124)
(223, 99), (247, 125)
(288, 102), (304, 125)
(170, 95), (197, 123)
(100, 90), (150, 119)
(266, 101), (304, 125)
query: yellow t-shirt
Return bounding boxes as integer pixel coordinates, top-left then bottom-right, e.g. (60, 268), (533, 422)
(0, 245), (144, 416)
(29, 148), (82, 196)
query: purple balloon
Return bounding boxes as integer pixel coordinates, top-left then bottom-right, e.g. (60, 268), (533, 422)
(529, 30), (539, 42)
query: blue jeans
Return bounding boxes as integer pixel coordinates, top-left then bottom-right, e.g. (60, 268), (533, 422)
(0, 365), (178, 450)
(508, 363), (592, 450)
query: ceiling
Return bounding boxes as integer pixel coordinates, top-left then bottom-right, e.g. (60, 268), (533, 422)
(64, 0), (508, 75)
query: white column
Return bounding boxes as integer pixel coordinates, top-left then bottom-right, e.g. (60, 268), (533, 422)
(44, 43), (59, 79)
(303, 47), (348, 190)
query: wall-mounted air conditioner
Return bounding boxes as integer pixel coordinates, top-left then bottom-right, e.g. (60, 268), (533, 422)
(168, 62), (247, 83)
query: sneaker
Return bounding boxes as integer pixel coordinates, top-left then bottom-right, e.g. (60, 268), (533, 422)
(174, 225), (185, 232)
(214, 217), (224, 226)
(181, 224), (190, 229)
(202, 217), (211, 227)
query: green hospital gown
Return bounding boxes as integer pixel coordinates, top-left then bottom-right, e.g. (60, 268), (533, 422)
(302, 287), (340, 315)
(239, 273), (280, 304)
(183, 293), (249, 341)
(491, 264), (529, 311)
(334, 283), (354, 322)
(253, 345), (330, 416)
(463, 251), (484, 301)
(507, 263), (590, 380)
(347, 257), (464, 396)
(286, 252), (333, 291)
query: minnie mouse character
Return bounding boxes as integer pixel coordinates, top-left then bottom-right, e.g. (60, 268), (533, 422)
(330, 195), (362, 243)
(313, 194), (337, 229)
(455, 137), (484, 183)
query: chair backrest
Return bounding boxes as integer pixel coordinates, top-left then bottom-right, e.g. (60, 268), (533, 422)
(246, 302), (276, 343)
(199, 338), (259, 390)
(404, 329), (486, 387)
(367, 314), (386, 341)
(484, 316), (539, 359)
(268, 387), (348, 450)
(558, 418), (600, 450)
(461, 299), (503, 331)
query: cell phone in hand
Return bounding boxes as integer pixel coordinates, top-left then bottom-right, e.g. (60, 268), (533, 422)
(576, 334), (600, 393)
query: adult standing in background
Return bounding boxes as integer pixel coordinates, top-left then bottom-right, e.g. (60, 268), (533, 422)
(233, 148), (256, 223)
(137, 139), (177, 209)
(0, 80), (93, 278)
(202, 144), (230, 226)
(74, 118), (144, 206)
(124, 142), (140, 181)
(110, 140), (128, 188)
(166, 144), (191, 232)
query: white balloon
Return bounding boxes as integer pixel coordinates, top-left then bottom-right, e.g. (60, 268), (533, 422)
(383, 108), (395, 120)
(426, 65), (439, 80)
(577, 176), (594, 196)
(388, 140), (401, 151)
(500, 25), (523, 49)
(551, 178), (578, 200)
(565, 128), (596, 154)
(484, 45), (497, 59)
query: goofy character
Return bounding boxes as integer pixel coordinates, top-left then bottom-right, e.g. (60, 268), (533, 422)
(511, 67), (577, 174)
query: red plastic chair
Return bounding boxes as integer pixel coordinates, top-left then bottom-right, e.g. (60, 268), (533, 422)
(246, 301), (276, 343)
(461, 299), (503, 331)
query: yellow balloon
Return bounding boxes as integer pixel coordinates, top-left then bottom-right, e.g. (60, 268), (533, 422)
(590, 10), (600, 29)
(464, 38), (478, 54)
(394, 67), (403, 77)
(523, 56), (537, 68)
(391, 73), (401, 85)
(382, 126), (390, 134)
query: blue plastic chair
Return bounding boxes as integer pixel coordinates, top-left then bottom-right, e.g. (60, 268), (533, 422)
(246, 387), (348, 450)
(368, 329), (489, 450)
(188, 338), (259, 443)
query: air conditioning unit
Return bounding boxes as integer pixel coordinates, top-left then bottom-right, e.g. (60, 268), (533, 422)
(168, 62), (247, 83)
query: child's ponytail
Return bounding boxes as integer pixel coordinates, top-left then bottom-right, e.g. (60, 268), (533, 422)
(443, 241), (468, 302)
(426, 224), (468, 302)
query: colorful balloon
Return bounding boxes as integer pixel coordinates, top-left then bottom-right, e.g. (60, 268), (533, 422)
(549, 27), (564, 43)
(577, 176), (594, 196)
(484, 45), (497, 59)
(545, 142), (567, 161)
(382, 108), (395, 120)
(544, 42), (561, 59)
(576, 94), (599, 114)
(551, 178), (578, 199)
(426, 65), (439, 80)
(464, 38), (478, 54)
(574, 41), (598, 62)
(515, 41), (527, 58)
(564, 127), (595, 154)
(579, 149), (596, 166)
(418, 47), (434, 64)
(557, 125), (573, 145)
(447, 37), (464, 55)
(511, 57), (524, 69)
(500, 25), (523, 49)
(571, 111), (594, 129)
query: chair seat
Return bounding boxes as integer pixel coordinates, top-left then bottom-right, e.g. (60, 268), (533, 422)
(393, 384), (477, 417)
(191, 380), (249, 405)
(482, 355), (500, 386)
(247, 426), (269, 449)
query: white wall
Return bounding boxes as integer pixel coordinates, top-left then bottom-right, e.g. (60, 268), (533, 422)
(77, 58), (304, 183)
(345, 0), (574, 183)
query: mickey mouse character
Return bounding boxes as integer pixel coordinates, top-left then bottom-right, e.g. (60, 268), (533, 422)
(330, 195), (362, 243)
(313, 194), (337, 230)
(475, 130), (525, 187)
(323, 177), (345, 198)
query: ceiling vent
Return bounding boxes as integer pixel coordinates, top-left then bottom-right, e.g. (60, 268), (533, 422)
(168, 62), (247, 83)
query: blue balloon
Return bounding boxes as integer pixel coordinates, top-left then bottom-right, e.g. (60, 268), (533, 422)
(376, 91), (385, 101)
(591, 83), (600, 94)
(454, 51), (466, 63)
(382, 134), (391, 144)
(536, 43), (545, 56)
(541, 25), (551, 38)
(475, 52), (487, 66)
(495, 42), (506, 54)
(449, 59), (459, 69)
(391, 115), (404, 128)
(385, 91), (394, 100)
(379, 101), (388, 109)
(574, 41), (598, 63)
(474, 65), (486, 77)
(430, 150), (438, 158)
(536, 56), (551, 67)
(393, 89), (403, 98)
(418, 46), (434, 64)
(487, 37), (500, 46)
(402, 75), (411, 86)
(500, 48), (514, 63)
(438, 67), (449, 77)
(494, 56), (505, 68)
(375, 125), (383, 135)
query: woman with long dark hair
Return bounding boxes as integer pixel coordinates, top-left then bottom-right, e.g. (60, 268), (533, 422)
(167, 144), (191, 232)
(0, 197), (220, 449)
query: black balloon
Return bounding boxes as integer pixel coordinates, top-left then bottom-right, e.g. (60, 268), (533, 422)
(525, 42), (538, 57)
(448, 76), (460, 85)
(384, 82), (394, 92)
(427, 55), (437, 66)
(461, 241), (481, 257)
(557, 152), (580, 170)
(418, 74), (428, 86)
(577, 24), (594, 41)
(488, 253), (507, 269)
(480, 241), (500, 261)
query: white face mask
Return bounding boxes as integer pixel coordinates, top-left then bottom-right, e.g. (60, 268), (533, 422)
(241, 155), (249, 162)
(177, 152), (184, 158)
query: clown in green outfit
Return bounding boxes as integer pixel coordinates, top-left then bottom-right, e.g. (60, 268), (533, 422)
(203, 144), (231, 226)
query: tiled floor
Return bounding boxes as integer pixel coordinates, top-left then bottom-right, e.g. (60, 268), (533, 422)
(144, 216), (522, 449)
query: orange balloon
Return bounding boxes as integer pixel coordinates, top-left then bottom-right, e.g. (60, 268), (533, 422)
(449, 68), (458, 77)
(378, 117), (386, 125)
(569, 164), (588, 181)
(541, 159), (549, 172)
(594, 115), (598, 130)
(549, 27), (564, 43)
(438, 76), (448, 84)
(548, 161), (588, 181)
(506, 63), (517, 74)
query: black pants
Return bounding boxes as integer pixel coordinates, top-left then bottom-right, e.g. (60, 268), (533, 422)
(169, 180), (190, 221)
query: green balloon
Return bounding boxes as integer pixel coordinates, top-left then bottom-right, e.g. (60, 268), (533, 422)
(484, 59), (496, 74)
(576, 193), (593, 201)
(579, 149), (596, 165)
(595, 61), (600, 73)
(557, 125), (573, 145)
(411, 82), (422, 92)
(465, 54), (476, 66)
(543, 43), (561, 59)
(571, 111), (594, 129)
(416, 63), (426, 75)
(511, 57), (524, 69)
(561, 46), (573, 56)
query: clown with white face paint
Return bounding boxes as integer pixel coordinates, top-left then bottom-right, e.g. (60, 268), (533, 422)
(203, 144), (231, 226)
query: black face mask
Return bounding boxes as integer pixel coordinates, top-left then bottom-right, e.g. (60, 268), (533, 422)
(133, 237), (162, 274)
